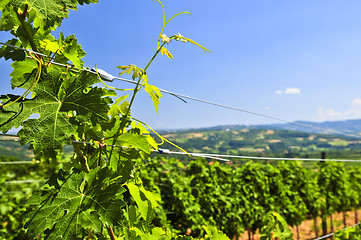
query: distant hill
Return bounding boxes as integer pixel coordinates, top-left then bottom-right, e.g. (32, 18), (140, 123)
(157, 126), (361, 162)
(2, 119), (361, 161)
(161, 119), (361, 137)
(254, 119), (361, 136)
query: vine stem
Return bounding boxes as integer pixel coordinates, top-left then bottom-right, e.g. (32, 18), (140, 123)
(71, 136), (90, 173)
(108, 41), (167, 160)
(17, 4), (39, 53)
(107, 226), (116, 240)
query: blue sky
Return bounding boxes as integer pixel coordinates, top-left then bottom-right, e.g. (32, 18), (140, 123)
(2, 0), (361, 130)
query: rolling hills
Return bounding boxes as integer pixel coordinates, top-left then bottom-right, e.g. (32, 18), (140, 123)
(2, 119), (361, 161)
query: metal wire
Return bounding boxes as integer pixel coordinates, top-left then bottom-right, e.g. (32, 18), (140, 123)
(199, 153), (361, 163)
(156, 148), (229, 162)
(313, 221), (361, 240)
(2, 134), (361, 163)
(0, 161), (39, 165)
(72, 140), (230, 162)
(1, 42), (361, 139)
(5, 179), (47, 184)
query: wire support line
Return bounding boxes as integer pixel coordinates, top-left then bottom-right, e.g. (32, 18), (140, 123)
(0, 139), (20, 142)
(74, 139), (361, 163)
(5, 179), (47, 184)
(1, 136), (225, 163)
(0, 41), (50, 58)
(72, 140), (230, 162)
(2, 134), (361, 163)
(312, 221), (361, 240)
(0, 133), (18, 137)
(1, 42), (361, 139)
(156, 148), (229, 162)
(197, 153), (361, 163)
(0, 133), (21, 142)
(0, 161), (39, 165)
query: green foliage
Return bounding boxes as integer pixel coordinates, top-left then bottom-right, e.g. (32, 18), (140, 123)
(2, 0), (360, 239)
(0, 0), (214, 239)
(259, 212), (293, 240)
(0, 156), (56, 239)
(25, 167), (126, 239)
(334, 224), (361, 240)
(141, 158), (205, 236)
(318, 161), (350, 216)
(202, 225), (229, 240)
(140, 157), (361, 239)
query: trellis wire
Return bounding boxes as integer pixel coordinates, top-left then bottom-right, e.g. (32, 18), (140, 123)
(0, 161), (39, 165)
(2, 134), (361, 163)
(313, 221), (361, 240)
(1, 42), (361, 139)
(5, 179), (46, 184)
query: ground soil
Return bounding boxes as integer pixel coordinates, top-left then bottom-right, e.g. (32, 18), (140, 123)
(237, 209), (361, 240)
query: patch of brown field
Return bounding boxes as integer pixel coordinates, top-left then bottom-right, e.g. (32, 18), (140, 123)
(238, 148), (265, 152)
(185, 133), (203, 138)
(266, 130), (274, 134)
(162, 134), (175, 138)
(237, 209), (361, 240)
(268, 139), (281, 143)
(308, 135), (316, 141)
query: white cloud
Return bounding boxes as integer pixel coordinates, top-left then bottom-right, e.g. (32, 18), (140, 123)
(317, 98), (361, 121)
(351, 98), (361, 108)
(275, 88), (301, 95)
(285, 88), (301, 94)
(317, 107), (343, 118)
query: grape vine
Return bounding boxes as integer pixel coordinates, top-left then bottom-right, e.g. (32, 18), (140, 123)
(2, 1), (361, 240)
(0, 0), (226, 239)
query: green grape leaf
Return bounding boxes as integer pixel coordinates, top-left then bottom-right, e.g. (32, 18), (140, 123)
(143, 83), (162, 113)
(127, 181), (160, 221)
(0, 0), (11, 10)
(0, 39), (26, 61)
(9, 57), (38, 89)
(0, 3), (18, 32)
(130, 121), (158, 150)
(142, 75), (162, 113)
(59, 34), (86, 69)
(0, 94), (27, 133)
(117, 64), (143, 80)
(159, 47), (173, 59)
(25, 168), (125, 239)
(108, 95), (129, 117)
(173, 33), (211, 53)
(102, 117), (153, 156)
(128, 204), (137, 228)
(108, 151), (139, 178)
(0, 0), (98, 32)
(28, 0), (97, 30)
(40, 38), (60, 53)
(0, 68), (111, 157)
(116, 132), (152, 154)
(202, 225), (229, 240)
(139, 186), (161, 209)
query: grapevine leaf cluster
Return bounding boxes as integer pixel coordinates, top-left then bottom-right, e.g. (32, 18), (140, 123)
(0, 0), (228, 239)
